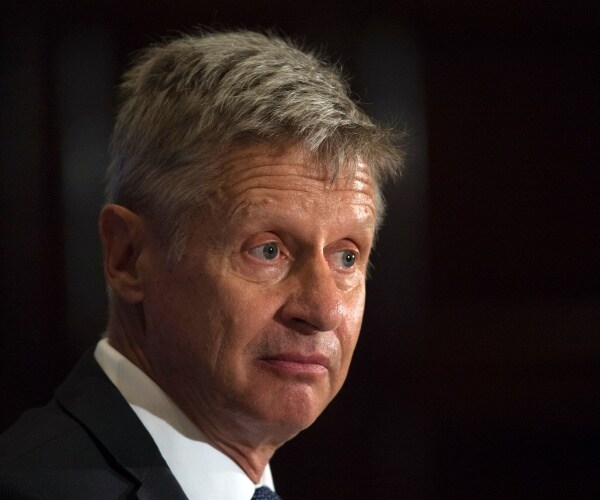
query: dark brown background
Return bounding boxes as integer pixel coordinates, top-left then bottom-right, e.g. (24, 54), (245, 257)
(1, 1), (598, 497)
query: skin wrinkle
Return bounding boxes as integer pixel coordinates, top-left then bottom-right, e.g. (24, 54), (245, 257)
(104, 145), (377, 482)
(214, 153), (376, 247)
(219, 203), (374, 292)
(98, 32), (403, 489)
(108, 31), (402, 263)
(214, 145), (373, 196)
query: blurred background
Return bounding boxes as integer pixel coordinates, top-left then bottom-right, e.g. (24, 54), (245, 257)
(1, 0), (598, 497)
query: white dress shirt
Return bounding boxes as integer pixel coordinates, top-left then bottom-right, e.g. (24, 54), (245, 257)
(94, 338), (275, 500)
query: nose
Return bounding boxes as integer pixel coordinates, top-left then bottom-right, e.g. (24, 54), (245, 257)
(278, 255), (344, 334)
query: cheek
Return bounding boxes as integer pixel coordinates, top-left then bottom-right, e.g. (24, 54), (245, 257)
(206, 281), (282, 361)
(338, 328), (360, 376)
(338, 290), (366, 363)
(142, 265), (219, 356)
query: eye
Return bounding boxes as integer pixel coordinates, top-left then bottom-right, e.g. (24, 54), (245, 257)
(334, 249), (357, 269)
(249, 242), (281, 261)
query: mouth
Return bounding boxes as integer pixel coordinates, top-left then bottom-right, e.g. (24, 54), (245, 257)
(259, 352), (329, 377)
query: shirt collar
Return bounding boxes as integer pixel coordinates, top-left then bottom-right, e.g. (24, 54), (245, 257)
(94, 338), (275, 500)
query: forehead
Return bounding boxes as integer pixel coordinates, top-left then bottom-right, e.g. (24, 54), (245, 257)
(212, 145), (377, 211)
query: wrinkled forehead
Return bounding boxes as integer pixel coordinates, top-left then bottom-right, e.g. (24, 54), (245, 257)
(212, 143), (378, 205)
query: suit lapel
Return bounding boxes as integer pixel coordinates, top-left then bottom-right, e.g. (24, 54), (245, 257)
(55, 350), (188, 499)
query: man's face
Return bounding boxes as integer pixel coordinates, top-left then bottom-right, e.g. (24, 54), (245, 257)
(137, 145), (377, 446)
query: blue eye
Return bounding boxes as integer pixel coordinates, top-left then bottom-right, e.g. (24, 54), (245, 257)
(340, 250), (356, 268)
(250, 242), (280, 260)
(262, 243), (279, 260)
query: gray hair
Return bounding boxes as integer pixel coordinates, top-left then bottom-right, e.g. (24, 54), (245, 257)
(106, 30), (403, 260)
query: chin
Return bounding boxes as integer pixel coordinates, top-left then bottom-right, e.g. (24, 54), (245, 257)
(256, 412), (321, 446)
(264, 392), (331, 436)
(231, 371), (340, 442)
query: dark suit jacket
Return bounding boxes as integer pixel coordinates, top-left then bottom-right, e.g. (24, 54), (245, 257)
(0, 351), (187, 499)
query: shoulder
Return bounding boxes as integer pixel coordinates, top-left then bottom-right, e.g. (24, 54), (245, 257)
(0, 365), (137, 498)
(0, 349), (183, 499)
(0, 400), (78, 462)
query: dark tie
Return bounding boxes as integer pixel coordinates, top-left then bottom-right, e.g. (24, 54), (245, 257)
(251, 486), (281, 500)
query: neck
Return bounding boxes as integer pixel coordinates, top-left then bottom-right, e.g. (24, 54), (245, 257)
(106, 304), (286, 483)
(215, 440), (275, 483)
(184, 411), (285, 483)
(106, 304), (154, 378)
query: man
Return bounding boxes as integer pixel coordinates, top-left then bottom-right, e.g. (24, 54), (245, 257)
(0, 30), (401, 499)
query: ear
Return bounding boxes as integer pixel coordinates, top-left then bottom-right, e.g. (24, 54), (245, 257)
(99, 204), (145, 304)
